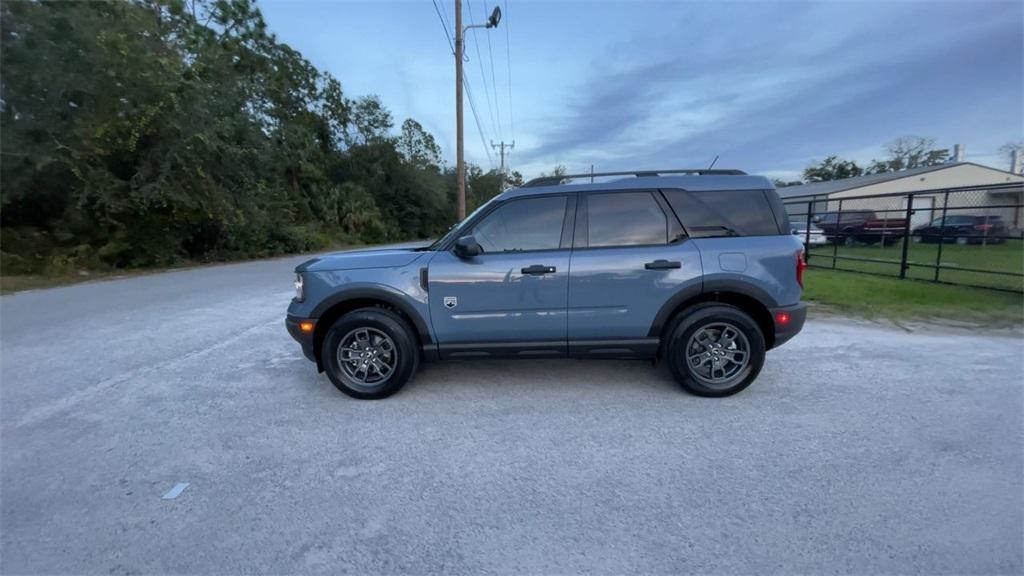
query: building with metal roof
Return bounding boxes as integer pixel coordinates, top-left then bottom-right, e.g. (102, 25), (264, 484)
(778, 162), (1024, 231)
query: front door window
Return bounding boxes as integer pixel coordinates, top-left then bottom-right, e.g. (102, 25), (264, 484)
(472, 196), (567, 252)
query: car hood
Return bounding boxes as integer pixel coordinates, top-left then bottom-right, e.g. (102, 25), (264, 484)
(295, 243), (430, 273)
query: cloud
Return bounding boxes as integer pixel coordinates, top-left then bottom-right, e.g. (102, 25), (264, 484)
(515, 1), (1023, 177)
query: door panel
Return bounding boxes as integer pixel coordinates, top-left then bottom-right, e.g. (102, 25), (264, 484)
(568, 243), (702, 340)
(428, 250), (570, 349)
(427, 194), (574, 355)
(567, 190), (702, 342)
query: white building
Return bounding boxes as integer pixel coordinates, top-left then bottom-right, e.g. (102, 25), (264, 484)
(778, 162), (1024, 230)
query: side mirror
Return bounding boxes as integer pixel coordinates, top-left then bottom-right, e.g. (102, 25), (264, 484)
(453, 235), (483, 258)
(791, 229), (800, 235)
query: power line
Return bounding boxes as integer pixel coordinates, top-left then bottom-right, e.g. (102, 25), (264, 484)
(432, 0), (493, 170)
(464, 76), (495, 168)
(465, 1), (500, 145)
(431, 0), (454, 53)
(482, 0), (502, 143)
(504, 0), (514, 142)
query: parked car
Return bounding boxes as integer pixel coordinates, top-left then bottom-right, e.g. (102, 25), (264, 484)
(793, 223), (828, 246)
(814, 210), (907, 246)
(287, 169), (807, 399)
(912, 215), (1008, 245)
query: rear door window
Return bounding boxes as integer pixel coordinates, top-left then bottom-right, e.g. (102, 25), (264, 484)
(663, 189), (780, 237)
(586, 192), (668, 247)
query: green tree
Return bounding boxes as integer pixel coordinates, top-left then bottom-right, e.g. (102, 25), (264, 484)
(772, 179), (803, 188)
(866, 136), (949, 174)
(1, 0), (459, 273)
(505, 170), (524, 188)
(540, 165), (568, 178)
(398, 119), (443, 169)
(348, 95), (393, 146)
(802, 156), (864, 182)
(467, 167), (506, 210)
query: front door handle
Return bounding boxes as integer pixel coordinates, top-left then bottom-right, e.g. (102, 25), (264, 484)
(644, 259), (681, 270)
(521, 265), (556, 275)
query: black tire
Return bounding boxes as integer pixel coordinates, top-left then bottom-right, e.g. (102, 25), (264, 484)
(321, 307), (419, 399)
(665, 303), (766, 398)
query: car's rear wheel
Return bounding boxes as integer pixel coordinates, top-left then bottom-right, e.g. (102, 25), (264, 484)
(322, 307), (419, 399)
(666, 304), (766, 397)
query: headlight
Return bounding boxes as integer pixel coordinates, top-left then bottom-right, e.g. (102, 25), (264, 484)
(294, 273), (304, 302)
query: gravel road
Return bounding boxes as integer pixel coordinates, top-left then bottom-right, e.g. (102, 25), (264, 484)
(2, 254), (1021, 575)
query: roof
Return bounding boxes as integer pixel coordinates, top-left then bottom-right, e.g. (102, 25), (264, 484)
(502, 173), (774, 200)
(776, 162), (1023, 199)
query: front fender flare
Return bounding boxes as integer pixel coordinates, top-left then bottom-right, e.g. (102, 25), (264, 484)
(310, 284), (433, 346)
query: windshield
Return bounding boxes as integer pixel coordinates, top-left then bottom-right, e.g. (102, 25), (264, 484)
(427, 197), (500, 250)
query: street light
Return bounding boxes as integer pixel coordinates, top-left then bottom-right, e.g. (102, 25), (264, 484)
(454, 3), (501, 220)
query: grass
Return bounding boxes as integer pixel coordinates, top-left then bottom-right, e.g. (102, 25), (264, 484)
(803, 268), (1023, 326)
(0, 271), (134, 294)
(807, 238), (1024, 291)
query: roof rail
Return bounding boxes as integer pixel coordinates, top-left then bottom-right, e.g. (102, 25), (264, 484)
(521, 168), (747, 188)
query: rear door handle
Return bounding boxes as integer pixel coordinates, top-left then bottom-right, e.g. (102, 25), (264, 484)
(644, 259), (681, 270)
(521, 265), (556, 275)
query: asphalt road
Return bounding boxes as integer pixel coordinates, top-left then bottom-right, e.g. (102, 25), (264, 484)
(1, 254), (1022, 575)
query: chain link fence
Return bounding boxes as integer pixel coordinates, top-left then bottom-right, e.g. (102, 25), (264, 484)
(782, 182), (1024, 292)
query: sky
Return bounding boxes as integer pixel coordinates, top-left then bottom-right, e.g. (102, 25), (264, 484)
(257, 0), (1024, 181)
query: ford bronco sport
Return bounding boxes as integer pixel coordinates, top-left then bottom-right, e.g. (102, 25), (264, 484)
(286, 169), (807, 399)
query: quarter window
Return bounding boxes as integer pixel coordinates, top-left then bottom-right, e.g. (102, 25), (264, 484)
(471, 196), (567, 252)
(664, 190), (780, 237)
(587, 192), (667, 247)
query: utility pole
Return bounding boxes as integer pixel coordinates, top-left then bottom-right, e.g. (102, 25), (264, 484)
(454, 3), (502, 221)
(455, 0), (465, 220)
(491, 140), (515, 174)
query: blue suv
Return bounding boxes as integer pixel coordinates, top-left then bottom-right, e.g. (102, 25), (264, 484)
(287, 169), (807, 399)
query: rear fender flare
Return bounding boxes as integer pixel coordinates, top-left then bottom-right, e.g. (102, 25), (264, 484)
(647, 278), (778, 338)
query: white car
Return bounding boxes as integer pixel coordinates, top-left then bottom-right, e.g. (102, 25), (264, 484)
(793, 223), (828, 245)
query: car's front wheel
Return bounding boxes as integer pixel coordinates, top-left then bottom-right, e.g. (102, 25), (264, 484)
(322, 307), (419, 399)
(666, 304), (766, 397)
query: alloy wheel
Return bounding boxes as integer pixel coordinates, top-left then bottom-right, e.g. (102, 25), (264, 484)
(337, 327), (397, 386)
(685, 322), (751, 388)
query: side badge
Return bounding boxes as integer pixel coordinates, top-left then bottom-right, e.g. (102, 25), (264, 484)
(444, 296), (458, 309)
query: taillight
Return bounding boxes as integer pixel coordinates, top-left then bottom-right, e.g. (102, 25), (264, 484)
(974, 224), (993, 231)
(796, 250), (807, 289)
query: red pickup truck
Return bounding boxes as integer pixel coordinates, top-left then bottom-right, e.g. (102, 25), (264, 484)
(814, 210), (907, 246)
